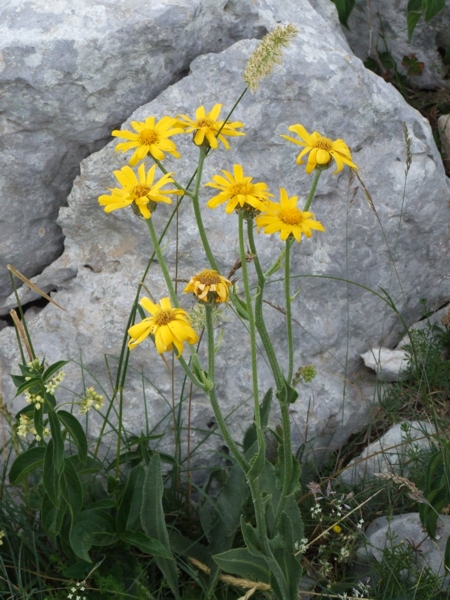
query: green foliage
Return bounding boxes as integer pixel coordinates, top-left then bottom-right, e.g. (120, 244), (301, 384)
(329, 0), (355, 28)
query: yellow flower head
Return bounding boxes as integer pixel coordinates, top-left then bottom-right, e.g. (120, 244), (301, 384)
(332, 525), (342, 534)
(281, 124), (357, 174)
(98, 163), (181, 219)
(184, 269), (232, 303)
(205, 164), (273, 214)
(128, 297), (198, 356)
(176, 104), (245, 150)
(112, 116), (183, 165)
(256, 188), (325, 242)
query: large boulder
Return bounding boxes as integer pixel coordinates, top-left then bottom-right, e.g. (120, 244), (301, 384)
(345, 0), (450, 89)
(1, 0), (449, 464)
(0, 0), (266, 302)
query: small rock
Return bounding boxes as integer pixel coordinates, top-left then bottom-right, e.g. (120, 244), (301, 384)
(361, 347), (410, 382)
(358, 513), (450, 586)
(340, 420), (435, 485)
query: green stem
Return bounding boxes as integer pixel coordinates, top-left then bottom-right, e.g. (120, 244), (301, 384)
(204, 305), (248, 473)
(246, 220), (283, 390)
(191, 147), (219, 271)
(303, 169), (322, 212)
(146, 218), (178, 307)
(238, 212), (260, 427)
(285, 237), (294, 385)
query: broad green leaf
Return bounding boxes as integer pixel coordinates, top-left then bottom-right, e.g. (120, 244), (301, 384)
(10, 374), (26, 389)
(67, 455), (102, 475)
(213, 548), (270, 583)
(330, 0), (356, 28)
(61, 458), (83, 514)
(424, 0), (446, 20)
(41, 492), (66, 540)
(43, 439), (62, 507)
(9, 447), (45, 484)
(47, 408), (64, 472)
(269, 512), (302, 600)
(116, 464), (144, 533)
(43, 360), (69, 382)
(141, 454), (179, 599)
(58, 410), (88, 461)
(69, 509), (118, 562)
(121, 530), (173, 559)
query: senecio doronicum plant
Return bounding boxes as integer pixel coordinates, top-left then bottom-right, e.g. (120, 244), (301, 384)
(6, 24), (357, 600)
(99, 27), (356, 600)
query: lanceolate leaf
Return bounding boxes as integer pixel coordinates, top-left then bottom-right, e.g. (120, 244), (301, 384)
(58, 410), (88, 461)
(213, 548), (270, 583)
(61, 458), (84, 514)
(47, 408), (64, 473)
(424, 0), (446, 21)
(121, 530), (173, 559)
(43, 360), (69, 382)
(70, 509), (118, 563)
(141, 454), (180, 599)
(43, 439), (62, 507)
(9, 447), (45, 484)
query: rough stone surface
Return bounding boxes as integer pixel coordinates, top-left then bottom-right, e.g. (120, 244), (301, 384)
(438, 115), (450, 172)
(360, 347), (410, 382)
(358, 513), (450, 586)
(0, 0), (449, 464)
(340, 420), (435, 485)
(345, 0), (450, 89)
(0, 0), (266, 301)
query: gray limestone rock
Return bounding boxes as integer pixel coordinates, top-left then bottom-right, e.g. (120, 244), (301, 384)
(438, 114), (450, 171)
(359, 513), (450, 586)
(360, 347), (410, 382)
(0, 0), (266, 301)
(340, 420), (435, 485)
(1, 0), (449, 464)
(345, 0), (450, 89)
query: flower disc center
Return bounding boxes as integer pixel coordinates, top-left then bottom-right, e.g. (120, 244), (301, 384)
(139, 129), (159, 145)
(197, 269), (221, 285)
(315, 137), (332, 151)
(278, 207), (303, 225)
(229, 182), (254, 196)
(196, 118), (214, 129)
(133, 184), (151, 198)
(155, 309), (176, 326)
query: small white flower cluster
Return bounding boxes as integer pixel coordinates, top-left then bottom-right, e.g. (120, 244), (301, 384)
(17, 414), (50, 441)
(310, 503), (323, 520)
(45, 370), (65, 394)
(67, 581), (87, 600)
(27, 358), (41, 371)
(352, 579), (371, 598)
(24, 390), (44, 410)
(339, 546), (350, 562)
(79, 387), (104, 414)
(0, 530), (5, 545)
(294, 537), (309, 554)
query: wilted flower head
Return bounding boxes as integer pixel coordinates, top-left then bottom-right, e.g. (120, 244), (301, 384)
(205, 164), (272, 214)
(281, 124), (357, 174)
(244, 24), (298, 92)
(184, 269), (232, 304)
(128, 297), (198, 356)
(256, 188), (325, 242)
(176, 104), (245, 150)
(112, 116), (183, 165)
(98, 164), (181, 219)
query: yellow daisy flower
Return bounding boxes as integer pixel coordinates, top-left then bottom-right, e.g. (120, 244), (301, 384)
(98, 163), (180, 219)
(256, 188), (325, 242)
(205, 164), (273, 214)
(184, 269), (232, 303)
(281, 124), (357, 174)
(128, 297), (198, 355)
(112, 116), (183, 165)
(176, 104), (245, 150)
